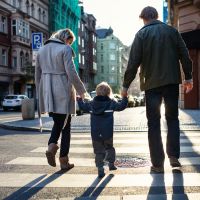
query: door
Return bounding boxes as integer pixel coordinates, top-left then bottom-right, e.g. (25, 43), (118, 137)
(184, 49), (199, 109)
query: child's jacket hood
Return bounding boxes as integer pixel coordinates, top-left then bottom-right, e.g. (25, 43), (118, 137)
(91, 96), (111, 115)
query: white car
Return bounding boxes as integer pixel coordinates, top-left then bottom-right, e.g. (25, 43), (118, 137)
(2, 94), (29, 111)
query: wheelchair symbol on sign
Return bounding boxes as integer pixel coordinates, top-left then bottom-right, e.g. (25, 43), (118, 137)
(32, 33), (43, 50)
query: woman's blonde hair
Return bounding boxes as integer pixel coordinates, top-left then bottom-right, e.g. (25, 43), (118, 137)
(96, 82), (112, 96)
(50, 28), (76, 44)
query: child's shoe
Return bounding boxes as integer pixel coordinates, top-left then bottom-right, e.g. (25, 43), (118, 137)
(109, 163), (117, 171)
(98, 167), (105, 178)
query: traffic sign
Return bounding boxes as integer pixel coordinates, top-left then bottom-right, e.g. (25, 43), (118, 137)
(32, 32), (43, 50)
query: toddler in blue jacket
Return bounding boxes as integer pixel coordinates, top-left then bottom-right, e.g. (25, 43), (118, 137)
(78, 82), (128, 178)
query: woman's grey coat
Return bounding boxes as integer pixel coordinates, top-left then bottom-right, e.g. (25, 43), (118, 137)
(35, 38), (86, 114)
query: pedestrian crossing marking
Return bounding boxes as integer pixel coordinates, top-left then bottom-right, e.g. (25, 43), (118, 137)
(0, 173), (200, 187)
(69, 138), (200, 144)
(123, 193), (200, 200)
(71, 132), (200, 138)
(6, 156), (200, 167)
(43, 194), (200, 200)
(31, 146), (200, 154)
(35, 193), (200, 200)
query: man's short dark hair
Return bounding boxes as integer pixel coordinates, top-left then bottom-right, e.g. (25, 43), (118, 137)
(139, 6), (158, 20)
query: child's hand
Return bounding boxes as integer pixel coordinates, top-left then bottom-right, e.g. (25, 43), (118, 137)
(76, 95), (81, 100)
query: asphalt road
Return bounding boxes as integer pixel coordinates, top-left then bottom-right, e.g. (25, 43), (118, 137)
(0, 108), (200, 199)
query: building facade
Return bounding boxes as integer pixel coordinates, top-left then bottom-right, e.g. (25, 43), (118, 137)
(168, 0), (200, 109)
(95, 27), (123, 93)
(78, 7), (97, 91)
(49, 0), (80, 70)
(0, 0), (49, 104)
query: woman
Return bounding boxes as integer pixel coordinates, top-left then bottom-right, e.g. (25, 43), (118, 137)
(35, 28), (86, 170)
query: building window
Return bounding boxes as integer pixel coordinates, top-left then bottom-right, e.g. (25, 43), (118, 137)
(0, 16), (7, 33)
(26, 0), (30, 15)
(101, 43), (103, 50)
(79, 53), (81, 64)
(78, 36), (81, 45)
(111, 66), (115, 71)
(12, 56), (17, 68)
(93, 48), (96, 56)
(109, 42), (116, 49)
(18, 0), (22, 9)
(12, 20), (16, 35)
(101, 66), (104, 73)
(43, 11), (46, 23)
(12, 19), (29, 39)
(31, 4), (35, 17)
(101, 54), (103, 61)
(82, 39), (84, 48)
(25, 52), (29, 64)
(20, 51), (24, 69)
(110, 54), (115, 61)
(12, 0), (17, 7)
(109, 76), (115, 84)
(1, 49), (7, 66)
(93, 62), (97, 70)
(82, 55), (85, 65)
(38, 8), (42, 21)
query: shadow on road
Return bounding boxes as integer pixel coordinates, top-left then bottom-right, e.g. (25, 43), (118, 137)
(4, 169), (66, 200)
(146, 173), (167, 200)
(75, 174), (114, 199)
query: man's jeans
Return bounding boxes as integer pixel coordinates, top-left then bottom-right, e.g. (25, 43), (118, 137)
(145, 84), (180, 167)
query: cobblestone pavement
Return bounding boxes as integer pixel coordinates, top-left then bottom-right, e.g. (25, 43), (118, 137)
(0, 106), (200, 132)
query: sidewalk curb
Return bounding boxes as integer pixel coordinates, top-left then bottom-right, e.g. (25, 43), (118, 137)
(1, 122), (200, 133)
(0, 123), (50, 132)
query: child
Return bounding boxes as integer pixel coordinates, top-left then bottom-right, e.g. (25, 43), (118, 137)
(78, 82), (128, 178)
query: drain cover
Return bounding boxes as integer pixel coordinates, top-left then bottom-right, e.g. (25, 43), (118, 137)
(115, 157), (150, 168)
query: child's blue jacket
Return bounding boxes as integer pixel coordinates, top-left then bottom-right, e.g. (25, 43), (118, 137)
(78, 96), (128, 141)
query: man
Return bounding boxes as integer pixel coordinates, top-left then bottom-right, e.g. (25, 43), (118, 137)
(122, 6), (193, 173)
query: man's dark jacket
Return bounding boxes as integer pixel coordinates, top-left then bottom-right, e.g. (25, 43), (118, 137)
(123, 20), (193, 91)
(78, 96), (128, 141)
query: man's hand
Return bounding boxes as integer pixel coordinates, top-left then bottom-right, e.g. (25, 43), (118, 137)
(121, 88), (128, 97)
(184, 80), (193, 94)
(80, 93), (85, 99)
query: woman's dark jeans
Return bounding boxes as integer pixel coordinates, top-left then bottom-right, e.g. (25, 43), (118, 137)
(48, 113), (71, 158)
(145, 84), (180, 167)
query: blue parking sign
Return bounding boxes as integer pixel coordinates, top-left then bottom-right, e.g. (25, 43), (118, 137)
(32, 32), (43, 50)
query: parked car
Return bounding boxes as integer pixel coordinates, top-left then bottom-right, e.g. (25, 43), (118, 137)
(90, 91), (96, 99)
(2, 94), (29, 111)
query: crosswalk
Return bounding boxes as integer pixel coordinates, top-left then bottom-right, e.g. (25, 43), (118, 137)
(2, 131), (200, 199)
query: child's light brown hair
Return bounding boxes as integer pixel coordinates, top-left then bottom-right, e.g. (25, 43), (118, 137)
(96, 82), (112, 96)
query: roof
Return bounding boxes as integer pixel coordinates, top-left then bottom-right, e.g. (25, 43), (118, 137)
(96, 27), (113, 39)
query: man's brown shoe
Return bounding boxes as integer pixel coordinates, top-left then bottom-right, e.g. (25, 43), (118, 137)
(169, 157), (181, 167)
(150, 166), (164, 173)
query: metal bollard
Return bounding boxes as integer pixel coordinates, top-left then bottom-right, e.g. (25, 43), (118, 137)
(21, 98), (35, 120)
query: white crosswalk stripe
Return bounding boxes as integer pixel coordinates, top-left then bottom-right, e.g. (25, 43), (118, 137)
(31, 146), (200, 154)
(3, 132), (200, 199)
(6, 156), (200, 166)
